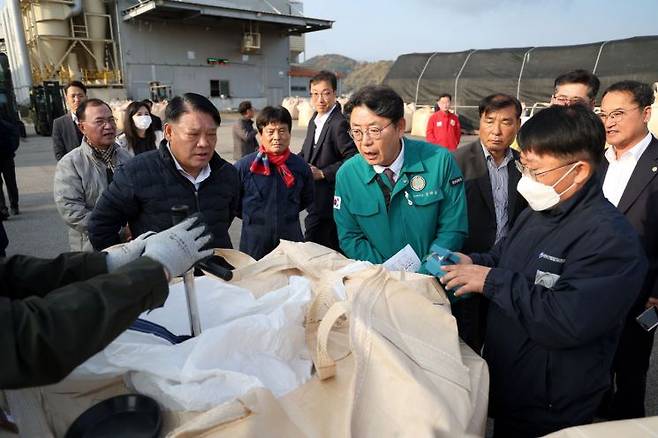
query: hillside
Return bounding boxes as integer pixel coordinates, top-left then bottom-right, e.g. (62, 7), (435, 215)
(343, 60), (394, 93)
(303, 55), (393, 93)
(303, 54), (359, 74)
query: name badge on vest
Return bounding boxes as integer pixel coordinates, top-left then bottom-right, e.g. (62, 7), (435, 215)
(436, 121), (442, 127)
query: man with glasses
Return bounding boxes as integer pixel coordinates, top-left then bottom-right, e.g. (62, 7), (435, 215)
(54, 98), (131, 251)
(333, 85), (467, 265)
(300, 70), (356, 251)
(550, 69), (600, 109)
(440, 104), (647, 437)
(598, 80), (658, 420)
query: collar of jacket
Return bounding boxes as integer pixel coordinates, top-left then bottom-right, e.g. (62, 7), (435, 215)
(81, 139), (120, 165)
(355, 137), (425, 184)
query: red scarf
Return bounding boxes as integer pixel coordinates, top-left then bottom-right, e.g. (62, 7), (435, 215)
(249, 145), (295, 188)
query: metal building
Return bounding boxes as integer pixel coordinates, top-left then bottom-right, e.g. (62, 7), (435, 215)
(1, 0), (332, 108)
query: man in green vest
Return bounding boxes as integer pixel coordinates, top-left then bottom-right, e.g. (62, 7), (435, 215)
(334, 85), (467, 264)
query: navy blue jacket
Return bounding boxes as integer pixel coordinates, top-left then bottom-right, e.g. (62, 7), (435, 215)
(235, 151), (314, 259)
(88, 142), (239, 250)
(472, 176), (647, 434)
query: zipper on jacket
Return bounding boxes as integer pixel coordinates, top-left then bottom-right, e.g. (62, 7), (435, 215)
(193, 190), (200, 212)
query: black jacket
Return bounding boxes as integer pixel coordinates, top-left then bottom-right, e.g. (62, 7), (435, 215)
(472, 176), (647, 434)
(0, 119), (20, 159)
(453, 141), (526, 253)
(1, 253), (168, 389)
(300, 103), (357, 218)
(234, 151), (314, 259)
(599, 135), (658, 309)
(88, 143), (239, 250)
(52, 114), (83, 161)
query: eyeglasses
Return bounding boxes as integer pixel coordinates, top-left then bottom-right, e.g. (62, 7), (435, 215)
(552, 95), (588, 106)
(515, 160), (576, 180)
(310, 91), (334, 100)
(348, 121), (394, 141)
(598, 106), (640, 123)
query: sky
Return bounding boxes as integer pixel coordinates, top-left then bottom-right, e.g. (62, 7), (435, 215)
(302, 0), (658, 62)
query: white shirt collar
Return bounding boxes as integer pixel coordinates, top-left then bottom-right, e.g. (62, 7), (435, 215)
(373, 138), (405, 180)
(166, 143), (212, 189)
(71, 111), (78, 123)
(314, 104), (337, 126)
(605, 132), (652, 164)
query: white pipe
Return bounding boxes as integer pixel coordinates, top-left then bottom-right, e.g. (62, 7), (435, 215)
(6, 0), (32, 102)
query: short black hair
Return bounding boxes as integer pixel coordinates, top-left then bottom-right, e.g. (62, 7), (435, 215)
(65, 80), (87, 95)
(517, 104), (605, 164)
(256, 106), (292, 134)
(309, 70), (337, 91)
(438, 93), (452, 101)
(344, 85), (404, 124)
(76, 98), (111, 122)
(479, 93), (522, 119)
(601, 80), (655, 108)
(165, 93), (221, 126)
(553, 69), (600, 100)
(238, 100), (253, 115)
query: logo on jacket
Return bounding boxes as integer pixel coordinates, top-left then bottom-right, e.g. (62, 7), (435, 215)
(436, 121), (443, 127)
(410, 175), (426, 192)
(450, 119), (456, 126)
(449, 176), (463, 186)
(333, 196), (341, 210)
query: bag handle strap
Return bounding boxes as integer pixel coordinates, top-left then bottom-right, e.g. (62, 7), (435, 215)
(314, 300), (351, 380)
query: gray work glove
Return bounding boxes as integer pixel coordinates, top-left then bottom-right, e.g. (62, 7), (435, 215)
(104, 231), (156, 272)
(142, 215), (214, 279)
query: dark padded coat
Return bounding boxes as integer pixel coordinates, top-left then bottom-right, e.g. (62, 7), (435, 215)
(88, 142), (239, 251)
(234, 151), (314, 260)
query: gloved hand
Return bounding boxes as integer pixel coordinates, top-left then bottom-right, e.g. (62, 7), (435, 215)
(142, 215), (214, 279)
(104, 231), (156, 272)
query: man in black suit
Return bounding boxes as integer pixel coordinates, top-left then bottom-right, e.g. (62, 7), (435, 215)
(452, 94), (527, 352)
(599, 80), (658, 420)
(300, 71), (357, 250)
(52, 81), (86, 161)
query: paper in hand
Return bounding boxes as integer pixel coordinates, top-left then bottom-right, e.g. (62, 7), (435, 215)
(383, 244), (422, 273)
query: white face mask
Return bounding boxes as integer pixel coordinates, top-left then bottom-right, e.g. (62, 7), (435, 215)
(132, 114), (152, 130)
(517, 162), (580, 211)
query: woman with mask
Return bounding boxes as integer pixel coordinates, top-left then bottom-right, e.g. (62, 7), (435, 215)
(116, 101), (164, 156)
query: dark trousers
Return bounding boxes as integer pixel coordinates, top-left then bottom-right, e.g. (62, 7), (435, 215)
(451, 294), (488, 354)
(304, 213), (340, 252)
(0, 157), (18, 210)
(608, 312), (655, 419)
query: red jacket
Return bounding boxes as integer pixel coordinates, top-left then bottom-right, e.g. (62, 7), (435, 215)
(426, 110), (461, 151)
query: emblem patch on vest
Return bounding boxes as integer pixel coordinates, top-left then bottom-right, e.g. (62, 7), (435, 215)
(333, 196), (341, 210)
(410, 175), (426, 192)
(450, 119), (456, 126)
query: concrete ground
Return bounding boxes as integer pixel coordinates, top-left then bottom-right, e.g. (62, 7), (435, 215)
(2, 116), (656, 434)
